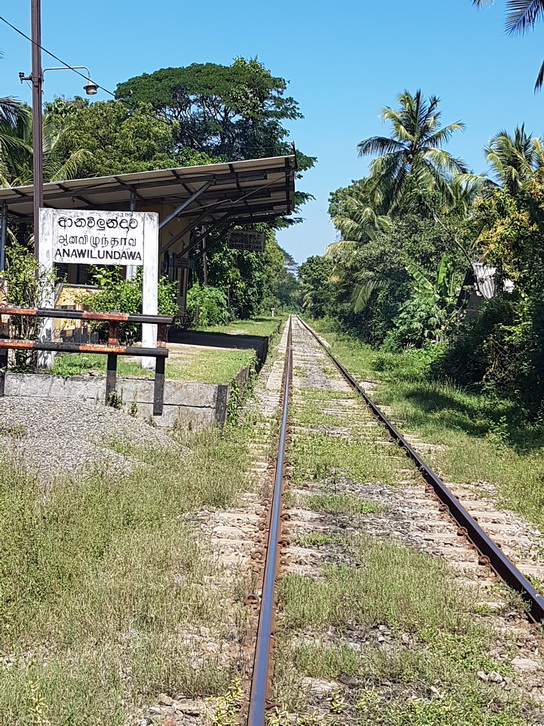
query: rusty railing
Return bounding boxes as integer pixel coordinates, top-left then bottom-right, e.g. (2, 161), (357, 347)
(0, 306), (173, 415)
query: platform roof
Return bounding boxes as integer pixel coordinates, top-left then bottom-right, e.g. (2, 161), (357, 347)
(0, 155), (296, 226)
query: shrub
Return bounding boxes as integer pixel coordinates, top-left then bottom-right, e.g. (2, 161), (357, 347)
(186, 284), (228, 327)
(3, 243), (56, 369)
(80, 267), (177, 343)
(431, 298), (518, 390)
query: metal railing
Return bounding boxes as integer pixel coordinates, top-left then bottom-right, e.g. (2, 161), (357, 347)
(0, 306), (173, 415)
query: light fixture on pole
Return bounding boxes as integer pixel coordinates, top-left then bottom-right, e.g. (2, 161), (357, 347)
(41, 66), (99, 96)
(22, 66), (100, 96)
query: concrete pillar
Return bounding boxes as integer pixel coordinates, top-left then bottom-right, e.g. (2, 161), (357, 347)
(141, 212), (159, 369)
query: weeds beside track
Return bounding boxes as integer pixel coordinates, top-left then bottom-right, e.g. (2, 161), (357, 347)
(247, 316), (544, 725)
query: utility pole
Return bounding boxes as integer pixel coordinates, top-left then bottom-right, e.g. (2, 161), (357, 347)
(31, 0), (43, 260)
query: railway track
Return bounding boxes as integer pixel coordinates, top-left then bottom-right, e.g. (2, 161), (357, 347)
(244, 315), (544, 724)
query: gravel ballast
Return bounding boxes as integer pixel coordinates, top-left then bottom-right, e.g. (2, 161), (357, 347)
(0, 397), (179, 483)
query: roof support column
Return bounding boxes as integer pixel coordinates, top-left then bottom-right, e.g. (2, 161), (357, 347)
(126, 188), (138, 280)
(0, 202), (7, 273)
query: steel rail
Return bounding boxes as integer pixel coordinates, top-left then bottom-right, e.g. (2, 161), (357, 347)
(248, 316), (293, 726)
(297, 316), (544, 623)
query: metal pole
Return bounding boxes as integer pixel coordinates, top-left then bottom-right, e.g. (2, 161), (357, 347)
(126, 189), (137, 280)
(202, 232), (208, 286)
(158, 181), (212, 230)
(0, 202), (7, 272)
(31, 0), (43, 260)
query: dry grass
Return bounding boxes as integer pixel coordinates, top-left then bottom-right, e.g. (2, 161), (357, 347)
(0, 418), (257, 724)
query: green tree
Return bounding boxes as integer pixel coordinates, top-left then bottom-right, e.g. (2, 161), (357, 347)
(1, 99), (91, 187)
(357, 90), (467, 213)
(52, 100), (211, 177)
(273, 250), (300, 310)
(328, 178), (391, 245)
(438, 182), (544, 408)
(387, 254), (461, 349)
(298, 255), (333, 318)
(485, 125), (544, 196)
(0, 98), (31, 186)
(473, 0), (544, 89)
(115, 58), (304, 162)
(203, 229), (284, 319)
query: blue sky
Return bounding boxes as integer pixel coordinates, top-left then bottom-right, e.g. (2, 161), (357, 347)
(1, 1), (543, 263)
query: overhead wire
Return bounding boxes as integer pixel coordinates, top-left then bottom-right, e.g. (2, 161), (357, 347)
(0, 14), (116, 98)
(0, 13), (299, 160)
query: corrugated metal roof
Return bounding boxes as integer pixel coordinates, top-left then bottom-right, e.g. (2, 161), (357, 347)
(0, 155), (296, 226)
(472, 262), (497, 299)
(472, 262), (514, 298)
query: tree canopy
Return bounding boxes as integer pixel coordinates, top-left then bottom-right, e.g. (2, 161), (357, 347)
(49, 99), (214, 177)
(115, 58), (307, 163)
(357, 90), (467, 214)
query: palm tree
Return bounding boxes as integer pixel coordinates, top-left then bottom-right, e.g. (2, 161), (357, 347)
(329, 178), (391, 245)
(357, 90), (467, 213)
(0, 106), (91, 188)
(0, 97), (32, 186)
(485, 125), (544, 195)
(473, 0), (544, 89)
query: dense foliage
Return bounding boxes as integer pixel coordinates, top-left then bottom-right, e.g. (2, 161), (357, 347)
(302, 89), (544, 418)
(186, 284), (228, 326)
(80, 267), (178, 343)
(1, 56), (309, 323)
(115, 59), (302, 162)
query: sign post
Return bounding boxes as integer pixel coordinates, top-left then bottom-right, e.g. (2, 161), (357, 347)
(39, 208), (159, 368)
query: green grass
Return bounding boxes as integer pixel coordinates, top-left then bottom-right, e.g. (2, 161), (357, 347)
(306, 318), (544, 533)
(197, 315), (282, 338)
(51, 347), (256, 384)
(0, 415), (258, 725)
(294, 533), (346, 547)
(276, 534), (530, 725)
(273, 318), (537, 724)
(292, 433), (401, 486)
(290, 380), (414, 489)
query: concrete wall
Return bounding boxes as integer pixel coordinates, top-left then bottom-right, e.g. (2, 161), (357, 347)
(3, 372), (231, 429)
(1, 322), (278, 428)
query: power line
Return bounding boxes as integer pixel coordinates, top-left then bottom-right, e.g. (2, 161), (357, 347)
(0, 13), (299, 160)
(0, 14), (116, 98)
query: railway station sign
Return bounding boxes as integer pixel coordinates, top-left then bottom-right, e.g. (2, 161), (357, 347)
(40, 208), (153, 266)
(227, 229), (265, 252)
(38, 208), (160, 366)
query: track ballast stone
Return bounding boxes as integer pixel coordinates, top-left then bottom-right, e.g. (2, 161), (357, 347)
(0, 397), (179, 482)
(274, 317), (544, 725)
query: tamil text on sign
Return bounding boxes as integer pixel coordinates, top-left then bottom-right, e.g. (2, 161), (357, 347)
(46, 209), (148, 266)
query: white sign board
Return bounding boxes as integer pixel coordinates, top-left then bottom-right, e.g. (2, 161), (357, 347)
(45, 208), (148, 266)
(39, 208), (160, 369)
(228, 229), (265, 252)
